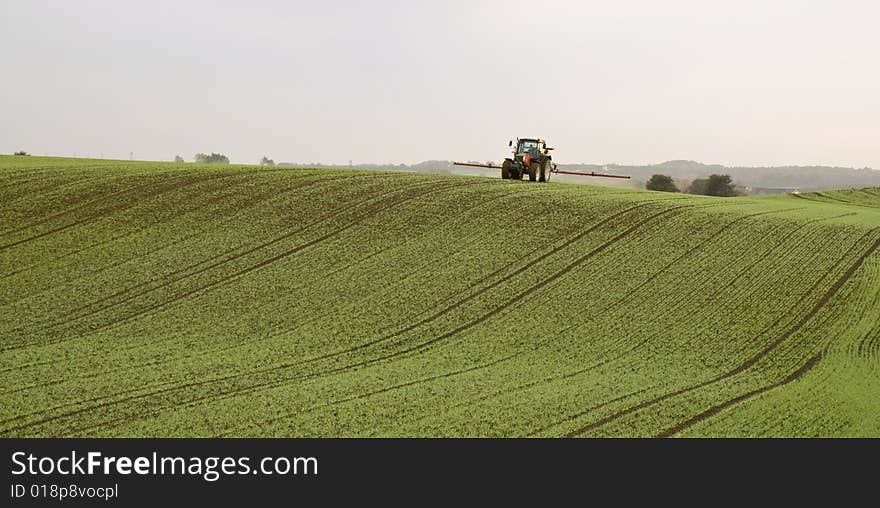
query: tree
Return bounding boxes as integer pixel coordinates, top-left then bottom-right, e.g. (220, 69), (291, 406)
(686, 174), (737, 196)
(259, 156), (275, 166)
(686, 178), (709, 195)
(13, 150), (29, 156)
(645, 174), (679, 192)
(174, 155), (185, 163)
(704, 174), (737, 196)
(194, 153), (229, 164)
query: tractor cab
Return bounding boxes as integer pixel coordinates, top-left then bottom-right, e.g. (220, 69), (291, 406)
(515, 138), (541, 158)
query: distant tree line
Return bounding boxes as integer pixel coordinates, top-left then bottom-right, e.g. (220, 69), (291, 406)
(194, 153), (229, 164)
(646, 173), (738, 196)
(176, 154), (277, 166)
(13, 151), (29, 156)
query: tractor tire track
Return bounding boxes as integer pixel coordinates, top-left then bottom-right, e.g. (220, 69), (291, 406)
(66, 180), (475, 333)
(0, 194), (672, 434)
(0, 174), (266, 283)
(633, 212), (858, 360)
(0, 180), (478, 357)
(858, 328), (880, 359)
(0, 180), (486, 434)
(0, 171), (187, 237)
(351, 206), (690, 364)
(272, 200), (685, 370)
(1, 217), (486, 398)
(813, 192), (852, 205)
(527, 388), (652, 437)
(655, 353), (823, 437)
(0, 167), (66, 191)
(0, 172), (235, 252)
(8, 198), (852, 436)
(0, 183), (529, 383)
(1, 173), (423, 331)
(0, 168), (189, 229)
(705, 213), (856, 301)
(413, 206), (788, 436)
(5, 193), (860, 436)
(93, 190), (652, 346)
(52, 205), (692, 435)
(609, 207), (808, 311)
(564, 230), (880, 437)
(512, 212), (854, 414)
(2, 172), (381, 330)
(0, 167), (138, 205)
(374, 323), (629, 437)
(211, 351), (526, 437)
(0, 175), (117, 220)
(388, 205), (793, 428)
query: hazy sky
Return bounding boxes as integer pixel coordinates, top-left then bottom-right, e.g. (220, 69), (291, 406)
(2, 1), (878, 167)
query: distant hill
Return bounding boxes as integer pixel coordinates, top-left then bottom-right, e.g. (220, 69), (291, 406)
(572, 160), (880, 193)
(279, 159), (880, 193)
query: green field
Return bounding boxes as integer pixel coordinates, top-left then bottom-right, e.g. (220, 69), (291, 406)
(1, 156), (878, 437)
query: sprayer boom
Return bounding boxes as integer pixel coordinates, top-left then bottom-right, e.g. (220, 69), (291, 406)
(452, 138), (631, 182)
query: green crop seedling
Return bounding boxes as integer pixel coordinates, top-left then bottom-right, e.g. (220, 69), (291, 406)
(1, 156), (878, 437)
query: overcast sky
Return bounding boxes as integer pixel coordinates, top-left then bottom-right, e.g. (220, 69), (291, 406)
(2, 1), (878, 167)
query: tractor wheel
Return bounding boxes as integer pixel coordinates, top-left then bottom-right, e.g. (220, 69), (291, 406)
(528, 162), (539, 182)
(540, 160), (552, 182)
(501, 160), (511, 179)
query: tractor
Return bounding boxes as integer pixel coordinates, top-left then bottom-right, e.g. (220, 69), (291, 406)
(502, 138), (554, 182)
(452, 139), (631, 182)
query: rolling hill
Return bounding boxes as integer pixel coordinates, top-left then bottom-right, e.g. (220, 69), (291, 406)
(1, 156), (878, 437)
